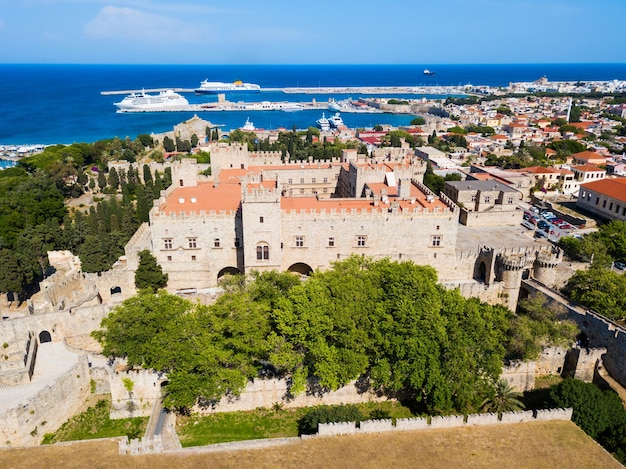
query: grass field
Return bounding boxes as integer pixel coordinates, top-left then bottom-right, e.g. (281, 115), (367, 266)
(41, 396), (148, 444)
(177, 401), (414, 446)
(1, 421), (622, 469)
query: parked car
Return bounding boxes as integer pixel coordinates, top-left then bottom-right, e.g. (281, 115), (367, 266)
(535, 230), (548, 239)
(523, 212), (531, 220)
(537, 220), (550, 230)
(521, 220), (536, 230)
(615, 261), (626, 271)
(530, 206), (540, 214)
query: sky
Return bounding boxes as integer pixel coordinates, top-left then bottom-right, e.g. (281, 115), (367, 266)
(1, 0), (626, 64)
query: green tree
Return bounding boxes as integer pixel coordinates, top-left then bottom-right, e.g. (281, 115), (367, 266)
(480, 379), (525, 414)
(410, 116), (426, 126)
(134, 250), (168, 292)
(107, 167), (120, 191)
(162, 136), (175, 153)
(549, 379), (626, 439)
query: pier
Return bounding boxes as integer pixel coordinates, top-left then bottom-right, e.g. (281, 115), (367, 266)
(101, 85), (471, 97)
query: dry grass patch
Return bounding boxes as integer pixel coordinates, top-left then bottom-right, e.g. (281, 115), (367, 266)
(1, 421), (622, 469)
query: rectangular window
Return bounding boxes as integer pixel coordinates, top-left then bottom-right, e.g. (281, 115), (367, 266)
(603, 200), (607, 208)
(188, 238), (197, 249)
(179, 179), (184, 187)
(609, 202), (614, 211)
(471, 195), (477, 202)
(214, 238), (220, 248)
(191, 255), (196, 261)
(167, 256), (172, 261)
(234, 237), (240, 247)
(328, 237), (335, 247)
(164, 238), (172, 249)
(507, 197), (514, 204)
(295, 236), (304, 247)
(323, 177), (328, 183)
(288, 178), (293, 184)
(256, 245), (269, 260)
(259, 216), (264, 223)
(484, 196), (491, 203)
(300, 178), (305, 184)
(312, 178), (316, 184)
(432, 235), (442, 247)
(300, 189), (305, 194)
(357, 235), (366, 247)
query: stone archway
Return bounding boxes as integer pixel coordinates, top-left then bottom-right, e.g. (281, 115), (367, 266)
(478, 262), (487, 282)
(217, 266), (242, 279)
(39, 330), (52, 343)
(288, 262), (313, 276)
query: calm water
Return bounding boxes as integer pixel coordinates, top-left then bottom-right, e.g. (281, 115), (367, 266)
(1, 64), (625, 145)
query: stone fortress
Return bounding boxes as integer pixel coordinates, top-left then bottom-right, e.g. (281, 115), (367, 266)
(0, 138), (623, 449)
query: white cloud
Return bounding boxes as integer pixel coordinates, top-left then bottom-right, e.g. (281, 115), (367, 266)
(83, 5), (206, 43)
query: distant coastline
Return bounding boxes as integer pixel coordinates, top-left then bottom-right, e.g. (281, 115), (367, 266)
(1, 63), (625, 145)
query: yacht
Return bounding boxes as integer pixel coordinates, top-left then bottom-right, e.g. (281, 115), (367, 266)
(423, 69), (436, 76)
(114, 90), (188, 111)
(195, 79), (261, 94)
(329, 112), (344, 128)
(281, 102), (304, 112)
(241, 118), (255, 132)
(316, 113), (330, 131)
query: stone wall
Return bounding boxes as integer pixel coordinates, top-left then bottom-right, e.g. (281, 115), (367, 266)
(195, 377), (388, 415)
(0, 355), (91, 447)
(522, 280), (626, 388)
(316, 408), (572, 436)
(109, 368), (163, 419)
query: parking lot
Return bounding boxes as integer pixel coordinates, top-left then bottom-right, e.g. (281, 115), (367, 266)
(522, 206), (581, 243)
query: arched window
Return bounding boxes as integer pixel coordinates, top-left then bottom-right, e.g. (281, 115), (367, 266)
(256, 243), (269, 260)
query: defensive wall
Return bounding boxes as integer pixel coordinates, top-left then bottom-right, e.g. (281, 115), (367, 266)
(0, 354), (91, 447)
(109, 367), (164, 419)
(316, 408), (572, 436)
(522, 279), (626, 388)
(116, 408), (573, 456)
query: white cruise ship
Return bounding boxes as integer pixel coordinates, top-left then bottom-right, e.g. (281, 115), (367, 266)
(195, 79), (261, 94)
(114, 90), (189, 111)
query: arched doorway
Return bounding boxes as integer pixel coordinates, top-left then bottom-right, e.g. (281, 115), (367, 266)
(288, 263), (313, 276)
(39, 330), (52, 343)
(217, 266), (242, 279)
(110, 286), (122, 295)
(478, 262), (487, 282)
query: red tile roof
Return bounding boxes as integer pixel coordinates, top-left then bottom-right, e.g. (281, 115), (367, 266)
(581, 178), (626, 203)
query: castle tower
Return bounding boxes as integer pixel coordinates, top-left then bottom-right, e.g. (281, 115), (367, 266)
(496, 250), (533, 310)
(533, 246), (563, 287)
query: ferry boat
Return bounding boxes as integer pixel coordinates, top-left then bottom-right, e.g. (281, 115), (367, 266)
(316, 113), (330, 131)
(195, 79), (261, 94)
(281, 102), (304, 112)
(329, 112), (344, 128)
(114, 90), (188, 111)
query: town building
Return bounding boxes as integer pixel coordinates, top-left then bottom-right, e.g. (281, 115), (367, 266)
(576, 178), (626, 222)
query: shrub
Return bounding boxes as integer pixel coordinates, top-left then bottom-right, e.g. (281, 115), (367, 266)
(298, 404), (364, 435)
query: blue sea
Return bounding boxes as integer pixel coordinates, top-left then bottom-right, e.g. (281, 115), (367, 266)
(1, 64), (626, 145)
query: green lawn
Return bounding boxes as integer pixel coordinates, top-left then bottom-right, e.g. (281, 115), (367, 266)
(42, 397), (148, 444)
(176, 401), (413, 447)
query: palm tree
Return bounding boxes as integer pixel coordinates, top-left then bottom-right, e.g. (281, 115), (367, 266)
(481, 379), (525, 414)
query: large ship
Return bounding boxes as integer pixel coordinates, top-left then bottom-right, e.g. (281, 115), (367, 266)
(316, 113), (330, 131)
(114, 89), (188, 111)
(195, 79), (261, 94)
(328, 112), (344, 128)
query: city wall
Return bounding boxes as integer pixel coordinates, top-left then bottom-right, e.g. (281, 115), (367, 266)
(193, 378), (389, 415)
(316, 408), (572, 437)
(109, 368), (163, 419)
(0, 355), (91, 447)
(522, 280), (626, 388)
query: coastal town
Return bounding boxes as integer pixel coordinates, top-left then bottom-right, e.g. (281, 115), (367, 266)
(2, 74), (626, 467)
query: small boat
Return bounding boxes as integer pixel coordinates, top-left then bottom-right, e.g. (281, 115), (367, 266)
(329, 112), (344, 128)
(316, 113), (330, 131)
(423, 69), (436, 76)
(241, 118), (255, 132)
(281, 102), (304, 112)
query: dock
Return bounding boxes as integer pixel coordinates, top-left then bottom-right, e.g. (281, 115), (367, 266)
(101, 85), (471, 96)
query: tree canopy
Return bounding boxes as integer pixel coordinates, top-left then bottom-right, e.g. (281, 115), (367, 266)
(94, 257), (513, 414)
